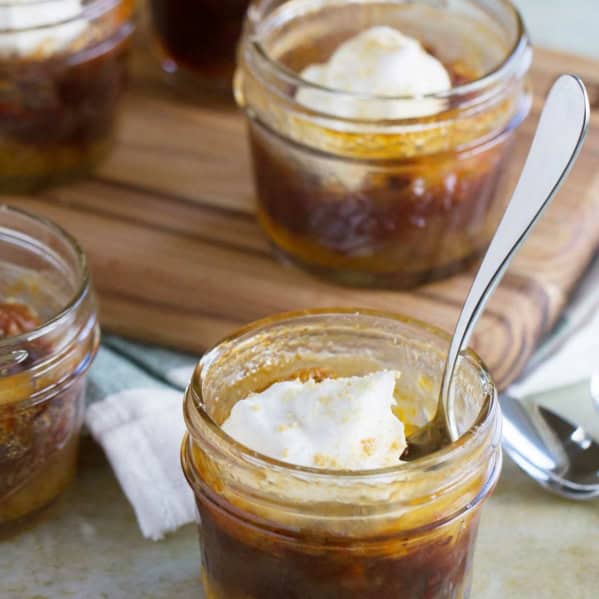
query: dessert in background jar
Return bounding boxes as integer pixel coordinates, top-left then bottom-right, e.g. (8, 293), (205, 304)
(148, 0), (249, 93)
(182, 309), (502, 598)
(0, 0), (135, 193)
(0, 206), (99, 525)
(235, 0), (532, 287)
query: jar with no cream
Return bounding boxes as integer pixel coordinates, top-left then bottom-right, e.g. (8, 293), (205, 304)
(0, 206), (99, 525)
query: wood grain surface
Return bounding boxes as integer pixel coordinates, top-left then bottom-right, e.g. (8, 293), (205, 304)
(4, 47), (599, 389)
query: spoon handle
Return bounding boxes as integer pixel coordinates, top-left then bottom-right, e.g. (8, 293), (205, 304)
(443, 74), (590, 439)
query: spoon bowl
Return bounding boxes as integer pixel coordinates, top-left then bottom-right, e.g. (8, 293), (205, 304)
(501, 383), (599, 499)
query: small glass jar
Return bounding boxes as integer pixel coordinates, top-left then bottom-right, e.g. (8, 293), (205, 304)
(148, 0), (250, 94)
(182, 309), (502, 598)
(0, 0), (135, 193)
(0, 206), (99, 524)
(235, 0), (532, 287)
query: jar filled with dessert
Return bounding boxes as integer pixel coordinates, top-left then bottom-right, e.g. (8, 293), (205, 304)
(182, 309), (501, 598)
(0, 0), (135, 193)
(148, 0), (250, 93)
(0, 206), (99, 525)
(235, 0), (532, 287)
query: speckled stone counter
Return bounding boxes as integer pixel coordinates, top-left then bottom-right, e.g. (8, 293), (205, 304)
(1, 432), (597, 599)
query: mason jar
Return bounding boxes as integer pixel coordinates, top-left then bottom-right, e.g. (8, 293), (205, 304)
(0, 0), (135, 193)
(148, 0), (250, 93)
(0, 206), (99, 524)
(235, 0), (532, 287)
(182, 309), (501, 598)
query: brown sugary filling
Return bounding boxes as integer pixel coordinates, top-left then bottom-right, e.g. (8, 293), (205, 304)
(247, 27), (517, 284)
(150, 0), (250, 79)
(0, 300), (40, 339)
(0, 299), (79, 523)
(0, 16), (131, 190)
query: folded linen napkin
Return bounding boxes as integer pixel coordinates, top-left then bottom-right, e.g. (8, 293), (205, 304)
(506, 253), (599, 442)
(508, 253), (599, 399)
(85, 256), (599, 541)
(85, 338), (198, 541)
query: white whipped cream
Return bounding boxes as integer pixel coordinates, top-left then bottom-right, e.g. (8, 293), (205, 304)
(222, 371), (407, 470)
(296, 26), (451, 119)
(0, 0), (86, 57)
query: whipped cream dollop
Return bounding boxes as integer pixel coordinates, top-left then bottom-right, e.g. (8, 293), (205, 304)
(296, 26), (451, 119)
(0, 0), (85, 57)
(222, 371), (407, 470)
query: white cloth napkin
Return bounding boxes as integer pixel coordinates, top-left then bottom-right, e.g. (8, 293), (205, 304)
(84, 340), (197, 541)
(509, 307), (599, 398)
(509, 254), (599, 399)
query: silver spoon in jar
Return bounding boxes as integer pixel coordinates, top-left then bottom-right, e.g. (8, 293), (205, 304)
(405, 74), (590, 459)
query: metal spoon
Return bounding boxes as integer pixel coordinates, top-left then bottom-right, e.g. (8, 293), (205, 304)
(405, 74), (590, 459)
(501, 384), (599, 499)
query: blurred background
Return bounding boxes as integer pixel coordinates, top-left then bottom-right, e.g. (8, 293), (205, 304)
(515, 0), (599, 57)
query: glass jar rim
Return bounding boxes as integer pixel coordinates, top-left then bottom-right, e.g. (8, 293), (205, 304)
(0, 0), (121, 33)
(245, 0), (530, 108)
(0, 204), (90, 350)
(186, 308), (498, 483)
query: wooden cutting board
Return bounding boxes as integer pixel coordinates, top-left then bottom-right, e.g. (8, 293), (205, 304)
(5, 47), (599, 389)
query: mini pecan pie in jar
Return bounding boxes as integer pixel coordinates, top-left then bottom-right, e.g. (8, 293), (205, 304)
(0, 0), (135, 193)
(182, 309), (501, 598)
(148, 0), (250, 93)
(235, 0), (532, 287)
(0, 206), (99, 525)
